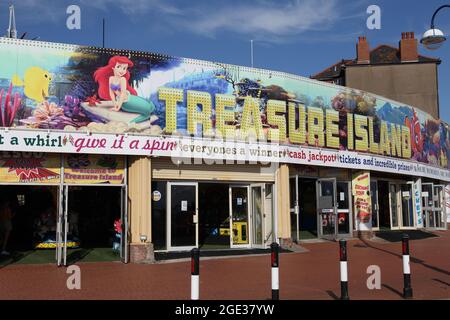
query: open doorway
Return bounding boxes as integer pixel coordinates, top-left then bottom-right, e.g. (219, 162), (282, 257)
(0, 185), (59, 265)
(198, 183), (230, 249)
(65, 186), (122, 263)
(378, 180), (391, 229)
(0, 185), (124, 266)
(298, 178), (318, 239)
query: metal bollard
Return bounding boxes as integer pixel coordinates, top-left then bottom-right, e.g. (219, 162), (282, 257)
(402, 234), (413, 299)
(339, 239), (349, 300)
(270, 242), (279, 300)
(191, 248), (200, 300)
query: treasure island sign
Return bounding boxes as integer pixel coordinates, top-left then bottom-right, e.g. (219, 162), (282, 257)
(159, 89), (412, 159)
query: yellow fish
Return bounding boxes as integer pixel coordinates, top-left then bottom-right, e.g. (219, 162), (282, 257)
(12, 66), (52, 103)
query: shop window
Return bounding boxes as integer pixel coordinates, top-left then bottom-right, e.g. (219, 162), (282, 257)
(151, 181), (167, 250)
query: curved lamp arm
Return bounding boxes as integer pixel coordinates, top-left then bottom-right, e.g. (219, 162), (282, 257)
(431, 5), (450, 28)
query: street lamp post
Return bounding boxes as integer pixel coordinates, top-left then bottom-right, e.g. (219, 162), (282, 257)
(421, 5), (449, 50)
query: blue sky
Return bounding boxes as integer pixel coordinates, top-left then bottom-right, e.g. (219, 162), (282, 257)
(1, 0), (449, 121)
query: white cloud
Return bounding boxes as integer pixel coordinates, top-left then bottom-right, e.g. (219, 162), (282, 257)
(80, 0), (181, 15)
(78, 0), (347, 43)
(178, 0), (339, 39)
(7, 0), (361, 44)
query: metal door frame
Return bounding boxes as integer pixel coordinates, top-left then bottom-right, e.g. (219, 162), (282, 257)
(56, 185), (65, 266)
(336, 180), (353, 238)
(63, 185), (69, 265)
(229, 185), (252, 249)
(388, 182), (401, 230)
(370, 179), (380, 231)
(56, 185), (69, 266)
(289, 175), (299, 242)
(433, 185), (446, 230)
(167, 181), (199, 251)
(316, 178), (337, 240)
(399, 182), (416, 229)
(422, 182), (434, 229)
(250, 183), (266, 249)
(120, 184), (129, 263)
(263, 183), (275, 247)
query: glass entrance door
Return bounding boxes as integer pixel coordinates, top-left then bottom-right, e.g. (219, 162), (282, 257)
(289, 176), (299, 243)
(422, 183), (434, 228)
(317, 178), (337, 239)
(229, 186), (250, 248)
(168, 182), (198, 250)
(337, 181), (352, 237)
(400, 183), (415, 228)
(389, 183), (400, 229)
(251, 184), (264, 248)
(370, 181), (380, 230)
(262, 184), (274, 246)
(433, 185), (445, 229)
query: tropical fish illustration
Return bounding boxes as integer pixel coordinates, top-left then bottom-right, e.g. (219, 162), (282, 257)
(12, 66), (52, 103)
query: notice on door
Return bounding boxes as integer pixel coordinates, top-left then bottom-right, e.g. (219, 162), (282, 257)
(237, 198), (243, 206)
(181, 200), (188, 211)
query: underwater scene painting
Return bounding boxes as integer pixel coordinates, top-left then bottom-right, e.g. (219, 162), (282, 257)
(0, 37), (449, 170)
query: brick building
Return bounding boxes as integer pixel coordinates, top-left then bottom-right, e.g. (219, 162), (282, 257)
(311, 32), (441, 118)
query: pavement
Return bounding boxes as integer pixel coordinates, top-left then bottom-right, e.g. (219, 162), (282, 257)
(0, 229), (449, 300)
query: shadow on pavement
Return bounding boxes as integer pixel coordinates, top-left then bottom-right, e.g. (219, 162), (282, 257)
(325, 290), (339, 300)
(360, 238), (450, 277)
(155, 248), (293, 261)
(375, 230), (437, 242)
(432, 278), (450, 287)
(382, 284), (403, 298)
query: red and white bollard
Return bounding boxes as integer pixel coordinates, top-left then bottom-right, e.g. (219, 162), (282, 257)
(339, 239), (349, 300)
(402, 234), (413, 299)
(271, 242), (279, 300)
(191, 248), (200, 300)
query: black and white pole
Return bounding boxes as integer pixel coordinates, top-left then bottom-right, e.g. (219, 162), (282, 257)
(339, 239), (349, 300)
(271, 242), (279, 300)
(402, 234), (413, 299)
(191, 248), (200, 300)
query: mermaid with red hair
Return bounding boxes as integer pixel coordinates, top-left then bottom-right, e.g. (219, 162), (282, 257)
(93, 56), (155, 123)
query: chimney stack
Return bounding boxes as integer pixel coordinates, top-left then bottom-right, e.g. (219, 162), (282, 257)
(399, 32), (418, 62)
(356, 36), (370, 64)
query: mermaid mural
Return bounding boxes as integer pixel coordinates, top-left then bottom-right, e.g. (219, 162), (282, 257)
(93, 56), (155, 123)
